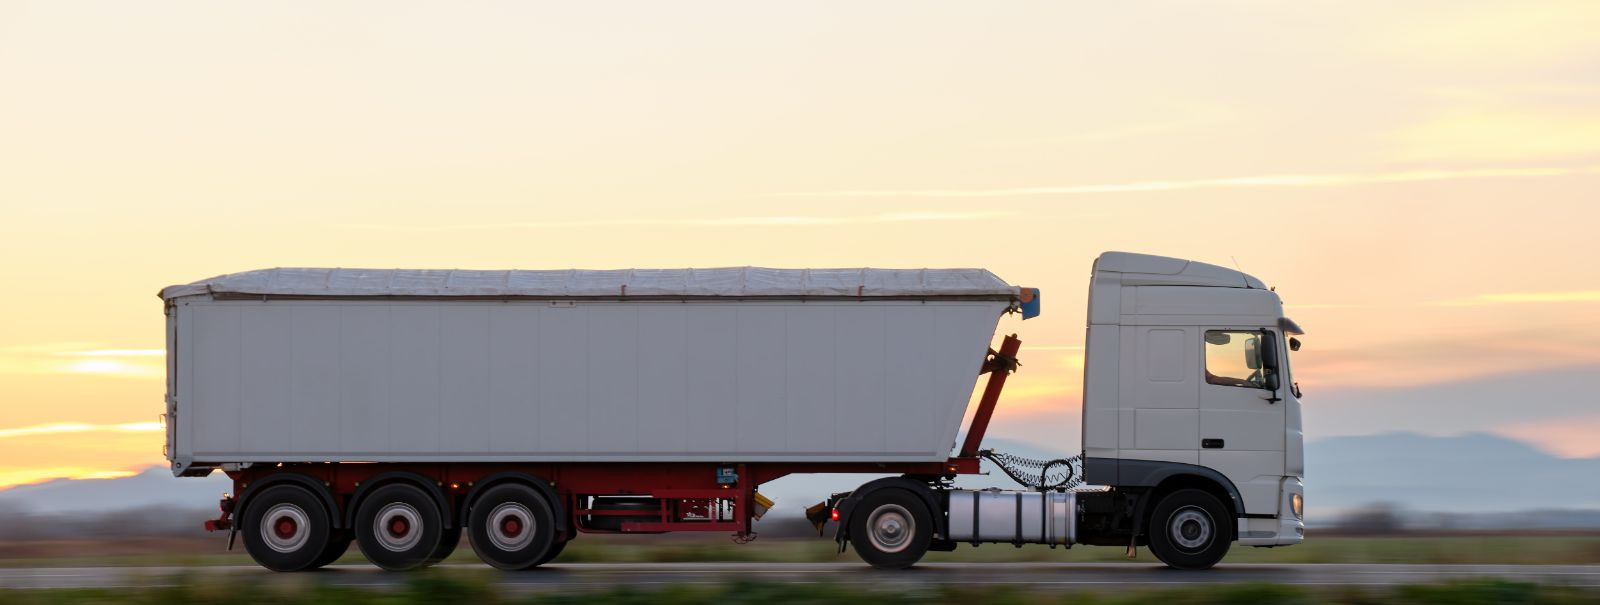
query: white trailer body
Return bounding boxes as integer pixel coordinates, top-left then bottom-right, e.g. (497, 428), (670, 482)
(161, 268), (1016, 474)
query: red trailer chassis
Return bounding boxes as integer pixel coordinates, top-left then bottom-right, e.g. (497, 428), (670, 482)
(208, 335), (1022, 542)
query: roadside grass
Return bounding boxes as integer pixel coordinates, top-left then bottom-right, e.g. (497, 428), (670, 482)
(0, 576), (1596, 605)
(1, 535), (1597, 568)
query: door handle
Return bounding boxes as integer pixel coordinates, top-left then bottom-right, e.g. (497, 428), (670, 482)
(1202, 438), (1225, 449)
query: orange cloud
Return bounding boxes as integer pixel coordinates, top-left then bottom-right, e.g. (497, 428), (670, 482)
(775, 166), (1600, 198)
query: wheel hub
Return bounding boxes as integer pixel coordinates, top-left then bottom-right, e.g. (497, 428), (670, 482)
(1169, 506), (1214, 551)
(486, 502), (536, 551)
(372, 502), (424, 552)
(866, 503), (914, 553)
(260, 502), (311, 554)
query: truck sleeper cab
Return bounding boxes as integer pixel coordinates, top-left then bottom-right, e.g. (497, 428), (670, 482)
(162, 253), (1303, 571)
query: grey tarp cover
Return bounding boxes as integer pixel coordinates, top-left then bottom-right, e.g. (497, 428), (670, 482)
(159, 267), (1017, 300)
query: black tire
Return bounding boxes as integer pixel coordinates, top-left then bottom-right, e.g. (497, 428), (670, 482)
(468, 483), (559, 570)
(354, 483), (446, 571)
(312, 530), (353, 568)
(240, 484), (333, 572)
(848, 488), (932, 569)
(1147, 488), (1232, 570)
(428, 526), (462, 563)
(534, 537), (569, 565)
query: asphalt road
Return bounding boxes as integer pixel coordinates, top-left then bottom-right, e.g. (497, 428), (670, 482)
(3, 562), (1599, 591)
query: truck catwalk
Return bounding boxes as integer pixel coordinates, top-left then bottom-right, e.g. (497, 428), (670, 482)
(3, 563), (1598, 591)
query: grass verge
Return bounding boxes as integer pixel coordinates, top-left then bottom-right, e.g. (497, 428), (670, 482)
(1, 577), (1597, 605)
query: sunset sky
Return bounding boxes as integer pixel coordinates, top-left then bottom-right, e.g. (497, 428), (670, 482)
(1, 1), (1597, 488)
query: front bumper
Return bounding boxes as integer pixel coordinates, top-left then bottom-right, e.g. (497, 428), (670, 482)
(1238, 476), (1304, 546)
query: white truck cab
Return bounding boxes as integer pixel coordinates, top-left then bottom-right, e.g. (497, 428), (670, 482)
(1082, 252), (1305, 549)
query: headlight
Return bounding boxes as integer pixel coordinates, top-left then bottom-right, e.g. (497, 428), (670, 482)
(1291, 493), (1304, 519)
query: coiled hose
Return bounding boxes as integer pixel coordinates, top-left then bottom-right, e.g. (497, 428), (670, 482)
(977, 449), (1084, 491)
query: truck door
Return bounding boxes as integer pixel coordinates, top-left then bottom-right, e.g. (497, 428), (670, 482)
(1197, 328), (1286, 516)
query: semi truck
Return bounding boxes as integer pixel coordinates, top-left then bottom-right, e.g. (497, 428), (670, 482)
(160, 252), (1304, 572)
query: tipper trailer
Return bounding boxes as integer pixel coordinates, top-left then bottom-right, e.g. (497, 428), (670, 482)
(160, 252), (1305, 571)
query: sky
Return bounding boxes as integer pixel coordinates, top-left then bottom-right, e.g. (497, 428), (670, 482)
(0, 1), (1597, 488)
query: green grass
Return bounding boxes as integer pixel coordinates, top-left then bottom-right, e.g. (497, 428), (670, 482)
(0, 577), (1596, 605)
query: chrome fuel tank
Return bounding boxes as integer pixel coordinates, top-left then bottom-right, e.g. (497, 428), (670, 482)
(946, 490), (1075, 545)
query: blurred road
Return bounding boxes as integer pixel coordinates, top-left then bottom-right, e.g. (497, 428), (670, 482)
(3, 562), (1600, 591)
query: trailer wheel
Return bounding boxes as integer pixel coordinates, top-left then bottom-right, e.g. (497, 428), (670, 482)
(1147, 489), (1231, 570)
(312, 530), (353, 568)
(849, 489), (933, 569)
(240, 484), (333, 572)
(535, 537), (569, 565)
(428, 527), (462, 564)
(355, 483), (446, 571)
(468, 483), (558, 570)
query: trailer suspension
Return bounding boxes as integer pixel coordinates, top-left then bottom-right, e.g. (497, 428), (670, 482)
(977, 450), (1083, 491)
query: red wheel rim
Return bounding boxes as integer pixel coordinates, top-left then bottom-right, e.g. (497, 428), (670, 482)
(501, 517), (522, 537)
(274, 517), (298, 539)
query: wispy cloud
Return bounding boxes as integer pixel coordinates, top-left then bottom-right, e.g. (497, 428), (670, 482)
(0, 421), (162, 440)
(0, 344), (163, 377)
(0, 467), (141, 489)
(56, 349), (163, 357)
(1435, 290), (1600, 307)
(774, 165), (1600, 199)
(350, 211), (1012, 232)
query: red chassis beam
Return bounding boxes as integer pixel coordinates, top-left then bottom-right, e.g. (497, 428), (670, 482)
(222, 457), (982, 537)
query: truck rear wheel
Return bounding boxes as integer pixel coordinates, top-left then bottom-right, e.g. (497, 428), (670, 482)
(241, 484), (333, 572)
(535, 537), (569, 565)
(428, 527), (461, 563)
(1147, 489), (1231, 570)
(468, 483), (558, 570)
(355, 483), (446, 571)
(312, 530), (353, 568)
(849, 489), (932, 569)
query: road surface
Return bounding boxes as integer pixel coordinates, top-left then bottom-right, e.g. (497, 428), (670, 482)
(2, 563), (1598, 591)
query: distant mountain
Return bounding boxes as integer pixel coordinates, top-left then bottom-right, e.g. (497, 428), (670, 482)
(1306, 432), (1600, 514)
(0, 467), (231, 514)
(1309, 366), (1600, 438)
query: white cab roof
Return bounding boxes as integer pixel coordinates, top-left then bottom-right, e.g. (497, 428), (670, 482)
(1093, 252), (1266, 289)
(159, 267), (1018, 300)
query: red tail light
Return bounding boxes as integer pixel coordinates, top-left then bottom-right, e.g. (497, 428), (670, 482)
(830, 508), (839, 521)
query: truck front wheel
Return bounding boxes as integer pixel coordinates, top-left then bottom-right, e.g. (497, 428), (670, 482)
(1146, 489), (1231, 570)
(355, 483), (446, 571)
(849, 489), (932, 569)
(240, 484), (334, 572)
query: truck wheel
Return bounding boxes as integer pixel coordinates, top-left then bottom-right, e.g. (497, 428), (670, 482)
(428, 526), (462, 563)
(1147, 489), (1232, 570)
(240, 484), (333, 572)
(355, 483), (446, 571)
(468, 483), (558, 570)
(849, 489), (932, 569)
(312, 530), (353, 568)
(535, 538), (569, 565)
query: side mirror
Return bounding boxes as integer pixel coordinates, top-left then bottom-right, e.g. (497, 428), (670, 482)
(1289, 337), (1301, 352)
(1259, 332), (1281, 392)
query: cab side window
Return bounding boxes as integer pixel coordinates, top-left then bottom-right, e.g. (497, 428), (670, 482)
(1204, 330), (1265, 389)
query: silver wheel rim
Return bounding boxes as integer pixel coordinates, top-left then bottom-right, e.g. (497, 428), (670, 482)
(866, 503), (913, 554)
(1169, 505), (1214, 551)
(486, 502), (536, 551)
(261, 503), (311, 554)
(372, 502), (424, 552)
